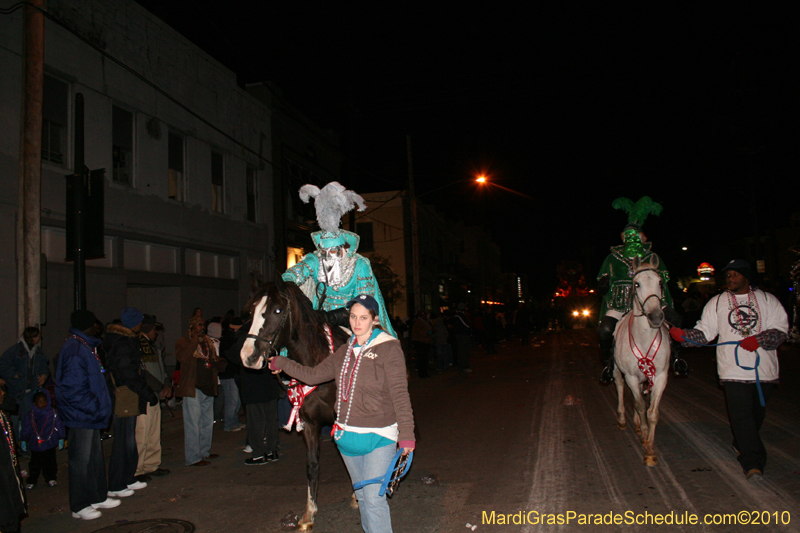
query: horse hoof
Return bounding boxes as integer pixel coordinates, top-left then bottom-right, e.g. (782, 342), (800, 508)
(298, 524), (313, 532)
(644, 455), (658, 467)
(617, 421), (627, 430)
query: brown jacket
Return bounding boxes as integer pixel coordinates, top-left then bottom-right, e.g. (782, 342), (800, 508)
(174, 333), (226, 398)
(273, 331), (415, 443)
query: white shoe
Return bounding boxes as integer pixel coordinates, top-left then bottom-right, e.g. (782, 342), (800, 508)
(243, 445), (252, 453)
(127, 481), (147, 490)
(47, 480), (58, 487)
(72, 506), (102, 520)
(91, 497), (121, 509)
(108, 488), (135, 497)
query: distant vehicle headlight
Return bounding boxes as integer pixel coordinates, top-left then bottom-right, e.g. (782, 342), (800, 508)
(582, 309), (590, 316)
(572, 310), (579, 317)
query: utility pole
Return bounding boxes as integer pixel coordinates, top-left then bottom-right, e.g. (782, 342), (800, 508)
(18, 0), (45, 331)
(407, 135), (421, 315)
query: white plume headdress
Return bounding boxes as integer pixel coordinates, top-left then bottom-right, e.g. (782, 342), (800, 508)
(299, 182), (367, 234)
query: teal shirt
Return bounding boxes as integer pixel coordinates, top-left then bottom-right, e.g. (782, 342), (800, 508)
(283, 253), (397, 338)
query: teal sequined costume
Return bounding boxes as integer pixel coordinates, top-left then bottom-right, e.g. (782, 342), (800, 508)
(597, 242), (673, 319)
(282, 229), (397, 338)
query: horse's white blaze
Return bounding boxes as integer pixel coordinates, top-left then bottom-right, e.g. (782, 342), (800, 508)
(241, 296), (268, 368)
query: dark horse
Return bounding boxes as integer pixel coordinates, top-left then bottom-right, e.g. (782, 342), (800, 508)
(240, 280), (349, 531)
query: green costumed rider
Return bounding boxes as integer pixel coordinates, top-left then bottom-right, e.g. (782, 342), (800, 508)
(597, 196), (688, 383)
(282, 181), (397, 338)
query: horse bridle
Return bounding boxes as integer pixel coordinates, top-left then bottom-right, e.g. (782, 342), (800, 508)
(631, 267), (663, 317)
(246, 294), (291, 357)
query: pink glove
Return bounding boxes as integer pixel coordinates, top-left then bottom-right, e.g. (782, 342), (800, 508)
(740, 336), (759, 352)
(669, 327), (686, 343)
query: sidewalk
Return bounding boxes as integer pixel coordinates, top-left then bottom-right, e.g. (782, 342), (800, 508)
(19, 402), (357, 532)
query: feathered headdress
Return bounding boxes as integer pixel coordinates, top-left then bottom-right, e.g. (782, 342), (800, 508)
(612, 196), (663, 231)
(299, 182), (367, 251)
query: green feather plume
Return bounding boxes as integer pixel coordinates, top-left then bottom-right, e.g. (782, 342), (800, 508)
(612, 196), (663, 226)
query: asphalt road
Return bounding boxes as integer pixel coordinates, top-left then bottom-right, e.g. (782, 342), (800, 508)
(19, 329), (800, 532)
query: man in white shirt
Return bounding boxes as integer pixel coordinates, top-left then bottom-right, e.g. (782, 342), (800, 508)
(670, 259), (788, 481)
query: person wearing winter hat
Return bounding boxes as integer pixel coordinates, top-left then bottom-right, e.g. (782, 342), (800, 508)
(670, 259), (789, 481)
(134, 315), (172, 482)
(56, 309), (117, 520)
(103, 308), (158, 497)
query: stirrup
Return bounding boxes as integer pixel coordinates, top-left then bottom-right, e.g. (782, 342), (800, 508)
(672, 358), (689, 376)
(600, 366), (614, 384)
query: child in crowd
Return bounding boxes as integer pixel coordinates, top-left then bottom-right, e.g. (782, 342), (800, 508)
(20, 390), (64, 489)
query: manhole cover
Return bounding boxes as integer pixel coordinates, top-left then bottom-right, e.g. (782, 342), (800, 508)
(90, 518), (194, 532)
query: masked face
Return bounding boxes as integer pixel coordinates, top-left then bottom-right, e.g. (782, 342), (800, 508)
(622, 228), (645, 258)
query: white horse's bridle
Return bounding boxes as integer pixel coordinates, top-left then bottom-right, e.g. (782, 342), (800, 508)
(631, 267), (663, 319)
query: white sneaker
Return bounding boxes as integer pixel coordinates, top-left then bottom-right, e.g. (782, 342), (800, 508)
(127, 481), (147, 490)
(47, 480), (58, 487)
(72, 506), (102, 520)
(108, 488), (135, 497)
(243, 445), (252, 453)
(91, 497), (121, 509)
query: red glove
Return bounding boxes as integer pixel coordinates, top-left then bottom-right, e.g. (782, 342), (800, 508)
(740, 336), (759, 352)
(669, 327), (686, 343)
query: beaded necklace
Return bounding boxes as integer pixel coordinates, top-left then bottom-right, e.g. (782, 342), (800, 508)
(333, 333), (375, 441)
(726, 287), (762, 337)
(70, 334), (105, 373)
(1, 411), (18, 467)
(30, 409), (56, 445)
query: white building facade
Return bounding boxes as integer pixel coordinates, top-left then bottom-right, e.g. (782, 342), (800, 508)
(0, 0), (274, 360)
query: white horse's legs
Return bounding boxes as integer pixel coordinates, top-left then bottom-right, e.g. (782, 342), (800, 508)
(614, 365), (627, 430)
(642, 373), (668, 466)
(625, 374), (649, 444)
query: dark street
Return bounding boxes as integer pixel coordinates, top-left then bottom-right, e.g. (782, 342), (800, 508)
(21, 330), (800, 532)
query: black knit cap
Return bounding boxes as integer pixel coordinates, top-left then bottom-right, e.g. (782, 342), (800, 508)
(140, 314), (157, 333)
(71, 309), (98, 331)
(721, 259), (753, 282)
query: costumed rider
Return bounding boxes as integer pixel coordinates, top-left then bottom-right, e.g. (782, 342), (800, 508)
(597, 196), (688, 384)
(282, 181), (397, 339)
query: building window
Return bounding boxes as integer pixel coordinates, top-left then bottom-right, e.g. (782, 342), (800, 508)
(42, 75), (68, 166)
(168, 131), (184, 201)
(211, 151), (224, 213)
(357, 222), (374, 252)
(246, 165), (257, 222)
(112, 105), (133, 185)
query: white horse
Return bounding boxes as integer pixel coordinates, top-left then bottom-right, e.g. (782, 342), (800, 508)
(613, 255), (671, 467)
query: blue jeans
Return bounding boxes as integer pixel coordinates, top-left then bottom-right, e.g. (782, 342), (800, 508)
(221, 379), (241, 430)
(341, 444), (396, 533)
(182, 390), (214, 465)
(66, 427), (107, 513)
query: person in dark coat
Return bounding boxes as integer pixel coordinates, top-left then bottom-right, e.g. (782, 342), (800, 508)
(20, 389), (65, 489)
(228, 321), (282, 465)
(103, 308), (158, 496)
(0, 383), (26, 533)
(0, 326), (49, 439)
(55, 309), (119, 521)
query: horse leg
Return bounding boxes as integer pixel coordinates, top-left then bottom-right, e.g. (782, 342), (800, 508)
(298, 423), (321, 531)
(625, 374), (647, 442)
(613, 365), (627, 430)
(642, 374), (668, 467)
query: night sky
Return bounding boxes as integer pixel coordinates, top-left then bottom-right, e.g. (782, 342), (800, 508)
(135, 2), (799, 294)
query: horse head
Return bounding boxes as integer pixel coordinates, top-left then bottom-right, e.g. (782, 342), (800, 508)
(240, 284), (291, 369)
(631, 255), (665, 328)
